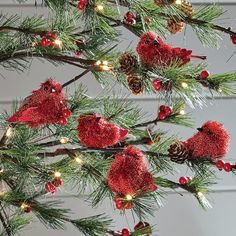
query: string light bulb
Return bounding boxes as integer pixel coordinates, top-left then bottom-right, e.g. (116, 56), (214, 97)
(54, 171), (62, 178)
(54, 39), (62, 48)
(101, 64), (110, 71)
(218, 88), (222, 93)
(0, 168), (4, 174)
(175, 0), (182, 4)
(75, 156), (83, 164)
(179, 109), (186, 115)
(181, 82), (188, 89)
(95, 60), (102, 66)
(20, 203), (30, 210)
(95, 4), (104, 12)
(125, 194), (133, 201)
(60, 137), (69, 144)
(6, 127), (13, 137)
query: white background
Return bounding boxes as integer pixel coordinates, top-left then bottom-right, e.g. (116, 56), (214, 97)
(0, 1), (236, 236)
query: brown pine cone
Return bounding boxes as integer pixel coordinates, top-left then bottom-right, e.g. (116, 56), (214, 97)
(167, 19), (185, 34)
(179, 0), (194, 17)
(127, 75), (144, 95)
(168, 141), (189, 164)
(154, 0), (175, 7)
(119, 53), (138, 75)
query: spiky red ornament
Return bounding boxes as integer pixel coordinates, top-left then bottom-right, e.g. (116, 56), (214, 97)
(8, 79), (71, 128)
(185, 121), (230, 159)
(136, 31), (206, 68)
(77, 114), (128, 148)
(107, 146), (157, 196)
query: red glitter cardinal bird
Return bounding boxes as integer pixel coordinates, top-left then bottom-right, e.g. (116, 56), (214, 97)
(185, 121), (230, 159)
(107, 146), (157, 196)
(8, 79), (71, 128)
(136, 31), (206, 68)
(77, 113), (128, 148)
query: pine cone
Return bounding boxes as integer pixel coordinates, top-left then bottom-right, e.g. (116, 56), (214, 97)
(154, 0), (175, 6)
(127, 75), (144, 95)
(119, 53), (138, 75)
(179, 0), (194, 17)
(167, 19), (185, 34)
(168, 141), (189, 164)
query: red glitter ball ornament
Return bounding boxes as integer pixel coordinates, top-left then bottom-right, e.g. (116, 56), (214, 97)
(184, 121), (230, 159)
(179, 176), (187, 185)
(41, 37), (51, 47)
(136, 31), (206, 68)
(8, 79), (70, 128)
(224, 163), (232, 172)
(231, 36), (236, 45)
(153, 79), (162, 91)
(45, 182), (57, 194)
(107, 146), (157, 196)
(122, 228), (130, 236)
(77, 114), (128, 148)
(200, 70), (210, 79)
(216, 159), (225, 170)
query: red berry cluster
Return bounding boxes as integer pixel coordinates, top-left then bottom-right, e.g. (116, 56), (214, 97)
(124, 11), (136, 25)
(114, 195), (132, 210)
(158, 105), (172, 120)
(216, 160), (234, 172)
(231, 36), (236, 45)
(58, 109), (72, 126)
(40, 31), (59, 48)
(200, 70), (210, 80)
(45, 178), (63, 194)
(179, 176), (192, 185)
(77, 0), (87, 10)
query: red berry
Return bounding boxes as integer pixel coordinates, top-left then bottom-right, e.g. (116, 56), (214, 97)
(216, 159), (225, 170)
(125, 18), (136, 25)
(146, 138), (153, 145)
(153, 79), (162, 91)
(122, 228), (130, 236)
(115, 201), (123, 210)
(179, 176), (187, 185)
(134, 221), (145, 230)
(54, 178), (63, 187)
(46, 31), (56, 39)
(224, 163), (232, 172)
(200, 70), (210, 80)
(231, 36), (236, 45)
(164, 106), (172, 116)
(24, 206), (32, 213)
(50, 41), (57, 47)
(75, 51), (81, 57)
(58, 117), (67, 126)
(41, 37), (51, 47)
(159, 105), (166, 112)
(186, 176), (192, 183)
(45, 182), (56, 193)
(125, 11), (135, 19)
(158, 111), (166, 120)
(63, 109), (72, 118)
(124, 202), (132, 209)
(77, 0), (86, 10)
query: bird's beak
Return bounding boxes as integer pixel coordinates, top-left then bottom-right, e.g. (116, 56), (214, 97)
(197, 128), (203, 132)
(153, 40), (160, 46)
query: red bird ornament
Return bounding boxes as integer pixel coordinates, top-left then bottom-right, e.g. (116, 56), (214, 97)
(185, 121), (230, 159)
(136, 31), (206, 68)
(77, 113), (128, 148)
(8, 79), (71, 128)
(107, 146), (157, 196)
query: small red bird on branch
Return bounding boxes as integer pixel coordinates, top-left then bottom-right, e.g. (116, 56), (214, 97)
(136, 31), (206, 68)
(8, 79), (71, 128)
